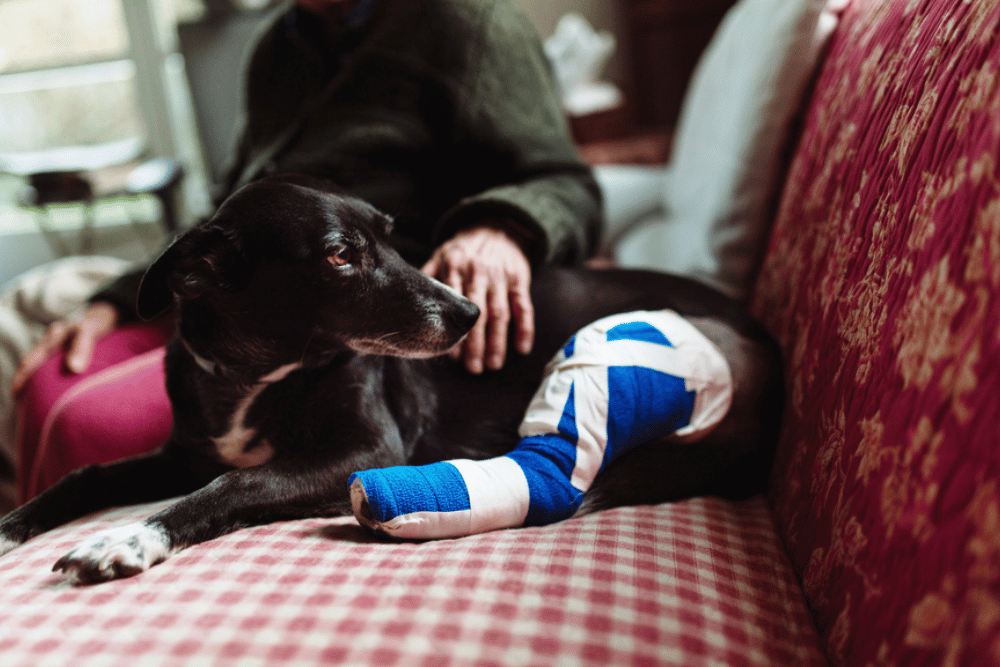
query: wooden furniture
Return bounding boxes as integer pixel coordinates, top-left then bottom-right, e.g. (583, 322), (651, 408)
(623, 0), (738, 132)
(571, 0), (736, 162)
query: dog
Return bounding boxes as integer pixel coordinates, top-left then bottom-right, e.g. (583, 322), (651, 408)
(0, 175), (784, 583)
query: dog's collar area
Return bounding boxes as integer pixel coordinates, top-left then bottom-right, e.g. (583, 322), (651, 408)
(180, 339), (302, 385)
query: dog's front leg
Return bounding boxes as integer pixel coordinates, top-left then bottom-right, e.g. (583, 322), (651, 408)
(0, 448), (203, 560)
(52, 462), (345, 584)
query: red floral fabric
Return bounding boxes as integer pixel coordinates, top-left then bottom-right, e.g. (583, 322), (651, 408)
(751, 0), (1000, 665)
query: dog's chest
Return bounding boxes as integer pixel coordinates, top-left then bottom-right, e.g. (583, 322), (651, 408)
(212, 383), (274, 467)
(209, 363), (302, 467)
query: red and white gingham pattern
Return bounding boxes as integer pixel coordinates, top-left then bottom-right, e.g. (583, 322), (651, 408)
(0, 496), (824, 667)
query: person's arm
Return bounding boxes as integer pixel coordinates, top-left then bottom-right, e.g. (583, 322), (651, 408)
(433, 1), (602, 268)
(86, 269), (146, 324)
(424, 2), (601, 374)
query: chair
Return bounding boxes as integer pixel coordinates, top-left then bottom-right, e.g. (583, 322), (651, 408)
(1, 138), (183, 257)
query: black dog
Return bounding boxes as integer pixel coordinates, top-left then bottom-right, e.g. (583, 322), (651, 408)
(0, 176), (783, 583)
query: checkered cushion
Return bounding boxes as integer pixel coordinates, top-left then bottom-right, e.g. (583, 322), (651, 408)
(0, 496), (823, 666)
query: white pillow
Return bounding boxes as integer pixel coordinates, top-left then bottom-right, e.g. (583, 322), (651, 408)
(615, 0), (837, 301)
(593, 165), (668, 249)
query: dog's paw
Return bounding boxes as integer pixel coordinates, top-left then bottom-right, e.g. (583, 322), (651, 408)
(0, 516), (30, 557)
(0, 532), (22, 558)
(53, 522), (175, 584)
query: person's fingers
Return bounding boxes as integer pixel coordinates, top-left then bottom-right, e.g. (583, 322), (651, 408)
(444, 260), (464, 295)
(424, 224), (534, 370)
(64, 302), (118, 374)
(461, 266), (490, 374)
(12, 323), (73, 394)
(484, 278), (510, 371)
(65, 319), (102, 374)
(443, 259), (466, 361)
(509, 276), (535, 356)
(12, 302), (119, 394)
(420, 253), (441, 278)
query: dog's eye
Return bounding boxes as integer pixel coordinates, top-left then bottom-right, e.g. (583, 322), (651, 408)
(328, 246), (352, 267)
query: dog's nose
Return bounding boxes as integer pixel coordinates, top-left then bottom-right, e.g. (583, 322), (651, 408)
(448, 300), (480, 332)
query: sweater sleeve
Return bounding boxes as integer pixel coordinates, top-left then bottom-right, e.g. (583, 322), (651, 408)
(434, 1), (602, 268)
(88, 267), (147, 323)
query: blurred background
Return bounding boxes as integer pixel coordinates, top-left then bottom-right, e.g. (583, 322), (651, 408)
(0, 0), (736, 285)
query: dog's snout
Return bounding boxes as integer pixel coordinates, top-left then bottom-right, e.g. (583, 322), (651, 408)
(448, 300), (480, 332)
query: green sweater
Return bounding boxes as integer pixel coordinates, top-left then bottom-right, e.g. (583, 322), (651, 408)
(98, 0), (601, 318)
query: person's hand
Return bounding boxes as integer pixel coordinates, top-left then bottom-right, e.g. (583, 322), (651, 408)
(12, 301), (119, 395)
(422, 222), (534, 374)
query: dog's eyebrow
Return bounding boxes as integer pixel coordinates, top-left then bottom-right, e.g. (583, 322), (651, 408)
(323, 228), (373, 254)
(323, 230), (350, 248)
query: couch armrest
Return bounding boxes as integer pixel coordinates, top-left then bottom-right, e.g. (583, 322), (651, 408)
(592, 164), (667, 255)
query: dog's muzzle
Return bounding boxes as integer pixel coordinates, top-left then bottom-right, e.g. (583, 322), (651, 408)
(445, 299), (480, 335)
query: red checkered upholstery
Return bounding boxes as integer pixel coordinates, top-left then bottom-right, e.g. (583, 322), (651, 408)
(0, 496), (824, 666)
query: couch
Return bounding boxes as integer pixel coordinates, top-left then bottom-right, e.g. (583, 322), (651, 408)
(1, 0), (997, 664)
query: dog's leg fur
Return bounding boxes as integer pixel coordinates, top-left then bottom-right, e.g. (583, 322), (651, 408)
(52, 462), (348, 583)
(0, 448), (205, 557)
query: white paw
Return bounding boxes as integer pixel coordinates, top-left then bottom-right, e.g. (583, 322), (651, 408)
(53, 522), (175, 584)
(0, 533), (21, 558)
(0, 515), (29, 557)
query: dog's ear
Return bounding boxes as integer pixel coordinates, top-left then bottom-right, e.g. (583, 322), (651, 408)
(136, 226), (251, 321)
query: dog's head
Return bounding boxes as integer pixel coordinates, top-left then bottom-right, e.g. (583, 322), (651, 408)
(137, 175), (479, 370)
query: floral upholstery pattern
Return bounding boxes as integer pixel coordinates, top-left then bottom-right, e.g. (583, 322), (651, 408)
(751, 0), (1000, 665)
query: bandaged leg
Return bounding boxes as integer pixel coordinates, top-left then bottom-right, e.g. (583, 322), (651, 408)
(349, 310), (733, 539)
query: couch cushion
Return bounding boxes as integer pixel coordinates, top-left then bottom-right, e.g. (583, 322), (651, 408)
(750, 0), (1000, 665)
(0, 496), (824, 667)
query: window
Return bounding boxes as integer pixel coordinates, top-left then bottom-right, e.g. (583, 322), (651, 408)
(0, 0), (140, 154)
(0, 0), (205, 155)
(0, 0), (208, 273)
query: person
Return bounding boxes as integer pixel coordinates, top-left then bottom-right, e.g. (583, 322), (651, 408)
(12, 0), (600, 393)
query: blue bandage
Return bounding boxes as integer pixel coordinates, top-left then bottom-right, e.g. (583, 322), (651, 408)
(350, 310), (732, 539)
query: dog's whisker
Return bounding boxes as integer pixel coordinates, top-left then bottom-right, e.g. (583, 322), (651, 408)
(373, 331), (404, 343)
(299, 329), (320, 365)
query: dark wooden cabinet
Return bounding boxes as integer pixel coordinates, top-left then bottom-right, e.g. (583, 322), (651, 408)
(571, 0), (736, 164)
(624, 0), (737, 131)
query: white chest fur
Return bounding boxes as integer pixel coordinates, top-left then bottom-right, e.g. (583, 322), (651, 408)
(212, 363), (301, 467)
